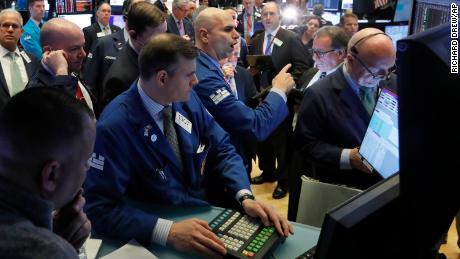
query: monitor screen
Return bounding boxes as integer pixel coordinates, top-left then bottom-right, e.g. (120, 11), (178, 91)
(307, 0), (340, 11)
(393, 0), (413, 22)
(58, 14), (92, 29)
(110, 15), (125, 28)
(385, 24), (409, 50)
(359, 88), (399, 179)
(110, 0), (124, 6)
(312, 173), (402, 259)
(341, 0), (353, 11)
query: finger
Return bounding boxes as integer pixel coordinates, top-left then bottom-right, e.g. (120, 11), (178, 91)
(192, 240), (225, 259)
(69, 218), (91, 248)
(264, 208), (283, 235)
(280, 218), (292, 236)
(194, 218), (213, 231)
(253, 203), (269, 226)
(200, 225), (226, 248)
(197, 232), (227, 255)
(62, 212), (89, 241)
(280, 63), (292, 73)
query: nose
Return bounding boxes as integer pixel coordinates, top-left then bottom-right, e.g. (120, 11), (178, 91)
(191, 74), (199, 86)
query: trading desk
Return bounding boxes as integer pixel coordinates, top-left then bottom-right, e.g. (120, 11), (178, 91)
(94, 205), (320, 258)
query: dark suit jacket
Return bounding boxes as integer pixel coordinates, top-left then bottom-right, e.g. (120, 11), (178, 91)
(26, 64), (100, 116)
(236, 9), (264, 37)
(235, 65), (257, 104)
(249, 27), (311, 87)
(82, 29), (126, 105)
(166, 15), (194, 39)
(83, 22), (121, 54)
(293, 65), (382, 190)
(102, 44), (138, 107)
(0, 50), (39, 110)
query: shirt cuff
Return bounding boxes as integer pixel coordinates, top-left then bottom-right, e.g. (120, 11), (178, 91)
(235, 189), (253, 202)
(340, 149), (353, 170)
(270, 89), (287, 102)
(151, 218), (174, 247)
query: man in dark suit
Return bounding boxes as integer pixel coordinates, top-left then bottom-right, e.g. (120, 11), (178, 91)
(82, 1), (121, 54)
(0, 9), (39, 110)
(237, 0), (264, 44)
(102, 2), (166, 107)
(167, 0), (194, 40)
(82, 0), (141, 108)
(153, 0), (170, 14)
(27, 18), (97, 114)
(249, 1), (310, 199)
(294, 28), (395, 191)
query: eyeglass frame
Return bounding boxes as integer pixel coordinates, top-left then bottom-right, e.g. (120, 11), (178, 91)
(309, 48), (342, 59)
(350, 52), (396, 81)
(0, 22), (22, 30)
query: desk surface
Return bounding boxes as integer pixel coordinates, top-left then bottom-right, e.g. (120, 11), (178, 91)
(95, 205), (320, 258)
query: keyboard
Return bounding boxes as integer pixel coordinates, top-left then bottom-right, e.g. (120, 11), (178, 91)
(209, 209), (285, 259)
(296, 245), (317, 259)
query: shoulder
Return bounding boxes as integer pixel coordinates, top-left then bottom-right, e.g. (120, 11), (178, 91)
(110, 24), (122, 31)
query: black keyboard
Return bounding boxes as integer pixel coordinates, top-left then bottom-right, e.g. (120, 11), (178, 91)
(209, 209), (285, 259)
(296, 245), (317, 259)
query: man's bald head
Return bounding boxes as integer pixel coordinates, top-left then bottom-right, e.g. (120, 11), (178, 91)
(40, 18), (82, 48)
(194, 7), (227, 34)
(346, 28), (396, 87)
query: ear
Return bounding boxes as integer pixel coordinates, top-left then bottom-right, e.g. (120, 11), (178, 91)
(346, 53), (353, 64)
(155, 70), (168, 86)
(198, 28), (209, 44)
(128, 29), (137, 40)
(39, 160), (61, 195)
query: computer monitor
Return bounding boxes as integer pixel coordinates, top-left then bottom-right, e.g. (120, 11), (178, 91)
(58, 14), (92, 29)
(312, 173), (402, 259)
(353, 0), (396, 20)
(359, 87), (399, 179)
(385, 24), (409, 50)
(393, 0), (413, 22)
(110, 0), (124, 6)
(307, 0), (340, 12)
(409, 0), (452, 34)
(397, 23), (460, 257)
(110, 15), (125, 28)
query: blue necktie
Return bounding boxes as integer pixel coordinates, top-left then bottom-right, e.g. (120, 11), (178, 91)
(264, 34), (272, 55)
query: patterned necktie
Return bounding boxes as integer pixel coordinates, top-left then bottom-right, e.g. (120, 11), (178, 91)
(177, 21), (184, 36)
(162, 106), (183, 170)
(8, 52), (26, 96)
(360, 86), (376, 115)
(104, 26), (110, 36)
(319, 72), (327, 79)
(264, 33), (272, 55)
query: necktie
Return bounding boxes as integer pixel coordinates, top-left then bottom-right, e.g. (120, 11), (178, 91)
(8, 52), (26, 96)
(162, 106), (183, 170)
(246, 13), (252, 37)
(104, 26), (110, 36)
(177, 21), (184, 36)
(319, 72), (327, 79)
(264, 33), (272, 55)
(360, 86), (376, 115)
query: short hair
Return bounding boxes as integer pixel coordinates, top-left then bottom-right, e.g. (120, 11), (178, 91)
(139, 34), (198, 80)
(0, 87), (94, 176)
(96, 1), (110, 11)
(173, 0), (189, 9)
(127, 2), (165, 35)
(28, 0), (44, 7)
(305, 15), (321, 26)
(340, 13), (358, 26)
(312, 3), (324, 16)
(315, 26), (350, 50)
(0, 9), (23, 25)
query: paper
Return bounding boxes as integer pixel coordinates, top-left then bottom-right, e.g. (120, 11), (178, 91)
(100, 239), (158, 259)
(84, 238), (102, 259)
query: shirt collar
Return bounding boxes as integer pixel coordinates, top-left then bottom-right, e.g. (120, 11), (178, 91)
(97, 21), (108, 31)
(342, 62), (361, 96)
(266, 25), (281, 38)
(123, 27), (129, 42)
(200, 50), (221, 71)
(0, 44), (20, 57)
(137, 80), (169, 120)
(30, 17), (42, 27)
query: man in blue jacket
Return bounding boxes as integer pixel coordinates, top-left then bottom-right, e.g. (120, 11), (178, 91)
(20, 0), (45, 59)
(193, 7), (295, 183)
(84, 34), (293, 258)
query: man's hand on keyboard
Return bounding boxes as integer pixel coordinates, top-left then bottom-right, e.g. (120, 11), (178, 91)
(242, 199), (294, 237)
(167, 218), (227, 258)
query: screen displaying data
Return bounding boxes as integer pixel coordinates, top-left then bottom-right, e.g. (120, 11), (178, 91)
(385, 25), (409, 48)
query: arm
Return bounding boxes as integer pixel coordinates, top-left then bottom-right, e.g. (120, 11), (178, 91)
(82, 41), (103, 94)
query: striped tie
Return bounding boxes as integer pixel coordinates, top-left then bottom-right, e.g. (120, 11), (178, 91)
(162, 106), (183, 170)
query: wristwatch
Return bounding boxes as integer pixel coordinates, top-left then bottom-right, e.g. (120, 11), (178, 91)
(239, 194), (255, 205)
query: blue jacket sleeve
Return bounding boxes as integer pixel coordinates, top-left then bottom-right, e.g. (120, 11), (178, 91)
(194, 73), (288, 141)
(84, 120), (157, 245)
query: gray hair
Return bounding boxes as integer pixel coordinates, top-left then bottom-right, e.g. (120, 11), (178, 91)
(173, 0), (189, 9)
(0, 9), (23, 25)
(315, 26), (350, 50)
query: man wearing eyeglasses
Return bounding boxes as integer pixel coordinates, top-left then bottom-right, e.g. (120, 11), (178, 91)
(0, 9), (39, 110)
(167, 0), (194, 41)
(294, 28), (395, 190)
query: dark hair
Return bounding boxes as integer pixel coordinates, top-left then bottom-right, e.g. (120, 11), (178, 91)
(340, 13), (358, 26)
(0, 87), (94, 173)
(127, 2), (165, 35)
(315, 26), (350, 50)
(305, 15), (321, 26)
(28, 0), (44, 7)
(139, 34), (198, 80)
(96, 1), (110, 11)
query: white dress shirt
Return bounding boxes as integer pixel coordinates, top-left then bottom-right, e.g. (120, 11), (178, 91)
(262, 25), (281, 55)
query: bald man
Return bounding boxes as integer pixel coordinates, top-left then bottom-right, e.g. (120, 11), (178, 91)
(193, 8), (295, 195)
(294, 28), (396, 190)
(26, 18), (96, 114)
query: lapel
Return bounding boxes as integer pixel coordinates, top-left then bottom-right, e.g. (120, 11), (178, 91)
(198, 52), (232, 93)
(168, 16), (180, 35)
(124, 84), (183, 174)
(270, 28), (285, 61)
(0, 52), (7, 95)
(335, 67), (370, 124)
(21, 52), (36, 78)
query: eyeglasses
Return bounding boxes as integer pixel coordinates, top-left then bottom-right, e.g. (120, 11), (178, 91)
(309, 48), (339, 58)
(351, 53), (396, 80)
(0, 23), (22, 30)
